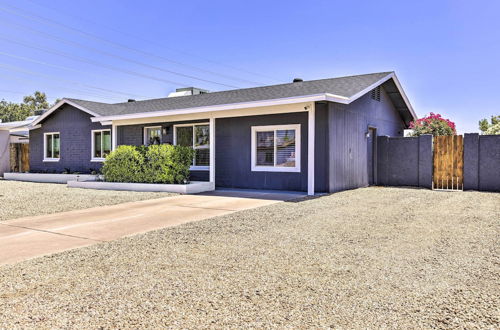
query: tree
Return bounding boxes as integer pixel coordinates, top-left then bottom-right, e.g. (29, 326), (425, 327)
(409, 112), (457, 136)
(479, 115), (500, 135)
(0, 91), (53, 123)
(23, 91), (49, 110)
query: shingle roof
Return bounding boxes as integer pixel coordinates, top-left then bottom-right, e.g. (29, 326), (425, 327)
(67, 72), (393, 117)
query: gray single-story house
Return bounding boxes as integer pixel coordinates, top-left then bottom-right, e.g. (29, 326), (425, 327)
(28, 72), (416, 195)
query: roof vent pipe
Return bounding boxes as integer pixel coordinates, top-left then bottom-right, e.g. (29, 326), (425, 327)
(293, 78), (303, 83)
(128, 99), (136, 102)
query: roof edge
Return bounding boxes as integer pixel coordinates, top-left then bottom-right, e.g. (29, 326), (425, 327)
(91, 93), (350, 122)
(30, 99), (100, 127)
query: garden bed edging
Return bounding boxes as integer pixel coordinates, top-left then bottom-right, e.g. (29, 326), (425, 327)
(67, 180), (215, 194)
(3, 172), (99, 184)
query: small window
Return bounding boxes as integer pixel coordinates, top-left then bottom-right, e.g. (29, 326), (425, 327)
(91, 129), (111, 161)
(174, 123), (210, 170)
(44, 132), (60, 161)
(251, 124), (301, 172)
(144, 126), (162, 145)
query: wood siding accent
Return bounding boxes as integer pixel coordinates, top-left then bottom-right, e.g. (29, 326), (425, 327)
(328, 87), (406, 192)
(433, 135), (463, 190)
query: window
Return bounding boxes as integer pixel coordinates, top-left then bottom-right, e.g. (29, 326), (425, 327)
(251, 124), (301, 172)
(91, 129), (111, 161)
(174, 123), (209, 170)
(43, 132), (60, 161)
(144, 126), (162, 145)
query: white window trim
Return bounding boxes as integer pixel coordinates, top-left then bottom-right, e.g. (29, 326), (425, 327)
(251, 124), (301, 173)
(43, 132), (60, 162)
(173, 122), (210, 171)
(143, 126), (162, 146)
(91, 129), (111, 162)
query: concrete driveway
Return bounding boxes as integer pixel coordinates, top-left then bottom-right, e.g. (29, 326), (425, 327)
(0, 189), (304, 265)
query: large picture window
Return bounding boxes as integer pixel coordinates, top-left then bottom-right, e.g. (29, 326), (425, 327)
(91, 129), (111, 161)
(174, 123), (209, 170)
(43, 132), (60, 161)
(144, 126), (162, 145)
(251, 124), (301, 172)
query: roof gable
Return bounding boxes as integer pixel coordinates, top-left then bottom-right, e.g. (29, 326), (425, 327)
(31, 99), (100, 127)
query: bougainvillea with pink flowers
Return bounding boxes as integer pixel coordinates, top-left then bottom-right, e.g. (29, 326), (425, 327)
(409, 113), (456, 136)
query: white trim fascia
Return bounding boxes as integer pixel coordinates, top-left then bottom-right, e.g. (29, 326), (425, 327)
(43, 131), (60, 162)
(143, 125), (162, 145)
(28, 124), (42, 130)
(91, 128), (111, 161)
(209, 116), (215, 182)
(307, 104), (315, 195)
(347, 73), (394, 103)
(390, 73), (417, 120)
(91, 94), (332, 123)
(346, 72), (417, 120)
(251, 124), (301, 173)
(31, 99), (100, 127)
(111, 124), (117, 151)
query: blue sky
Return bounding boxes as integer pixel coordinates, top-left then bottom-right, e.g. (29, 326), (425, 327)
(0, 0), (498, 133)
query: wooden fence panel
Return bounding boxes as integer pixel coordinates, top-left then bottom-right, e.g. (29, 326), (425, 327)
(21, 144), (29, 172)
(433, 135), (463, 190)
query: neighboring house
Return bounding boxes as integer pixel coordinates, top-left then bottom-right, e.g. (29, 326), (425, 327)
(0, 116), (38, 176)
(28, 72), (416, 194)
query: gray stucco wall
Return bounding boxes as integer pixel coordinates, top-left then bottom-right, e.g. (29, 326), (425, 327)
(0, 130), (10, 176)
(116, 110), (329, 192)
(328, 87), (407, 192)
(215, 112), (310, 191)
(464, 133), (500, 192)
(377, 135), (433, 188)
(30, 105), (111, 173)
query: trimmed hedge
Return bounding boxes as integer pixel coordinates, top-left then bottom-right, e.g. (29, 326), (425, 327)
(102, 145), (195, 184)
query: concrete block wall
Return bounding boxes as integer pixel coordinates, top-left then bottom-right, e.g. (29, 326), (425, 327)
(377, 135), (433, 188)
(464, 133), (500, 192)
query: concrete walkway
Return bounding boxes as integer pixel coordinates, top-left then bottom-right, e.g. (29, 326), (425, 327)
(0, 190), (304, 265)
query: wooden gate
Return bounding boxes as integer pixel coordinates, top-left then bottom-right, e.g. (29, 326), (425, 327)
(433, 135), (463, 190)
(9, 143), (30, 172)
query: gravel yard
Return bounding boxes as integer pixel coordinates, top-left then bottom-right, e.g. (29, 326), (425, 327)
(0, 187), (498, 328)
(0, 180), (174, 221)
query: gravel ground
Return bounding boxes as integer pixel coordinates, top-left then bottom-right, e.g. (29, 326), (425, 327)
(0, 180), (175, 221)
(0, 187), (498, 328)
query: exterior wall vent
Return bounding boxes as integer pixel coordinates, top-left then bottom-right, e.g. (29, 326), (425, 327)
(371, 86), (381, 102)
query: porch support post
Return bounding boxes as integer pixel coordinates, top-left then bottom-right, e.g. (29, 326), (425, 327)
(307, 103), (315, 195)
(111, 123), (117, 151)
(209, 116), (215, 185)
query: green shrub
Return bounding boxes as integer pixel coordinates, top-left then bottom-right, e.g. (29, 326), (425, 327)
(142, 144), (195, 184)
(102, 144), (195, 184)
(101, 145), (145, 183)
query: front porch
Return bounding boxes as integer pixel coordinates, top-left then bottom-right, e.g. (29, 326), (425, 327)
(107, 102), (318, 195)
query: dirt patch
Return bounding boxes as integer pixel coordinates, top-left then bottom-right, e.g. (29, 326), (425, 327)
(0, 180), (175, 221)
(0, 187), (498, 328)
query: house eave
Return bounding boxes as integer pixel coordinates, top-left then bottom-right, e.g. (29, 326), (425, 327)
(91, 93), (350, 123)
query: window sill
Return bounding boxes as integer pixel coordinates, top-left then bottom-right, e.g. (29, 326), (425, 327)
(43, 158), (60, 162)
(251, 166), (301, 173)
(91, 158), (105, 162)
(190, 166), (209, 171)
